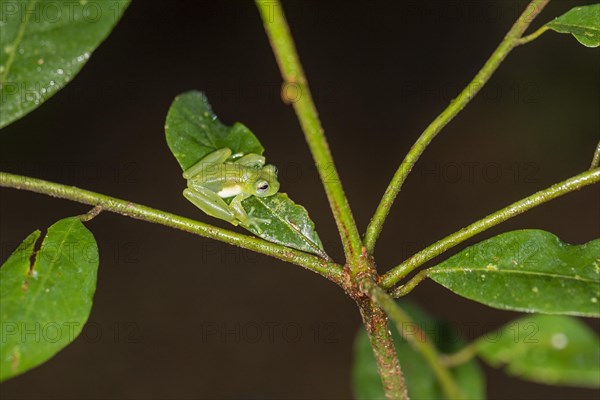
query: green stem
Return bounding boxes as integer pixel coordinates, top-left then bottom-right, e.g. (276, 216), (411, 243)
(256, 0), (364, 270)
(0, 172), (344, 283)
(591, 141), (600, 169)
(516, 25), (549, 45)
(381, 168), (600, 288)
(358, 274), (463, 400)
(441, 343), (478, 367)
(356, 290), (408, 400)
(389, 269), (430, 298)
(363, 0), (550, 255)
(78, 205), (103, 222)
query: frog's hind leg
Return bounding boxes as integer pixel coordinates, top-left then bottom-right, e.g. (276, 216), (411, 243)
(183, 187), (238, 226)
(183, 148), (232, 179)
(234, 153), (265, 168)
(230, 193), (271, 232)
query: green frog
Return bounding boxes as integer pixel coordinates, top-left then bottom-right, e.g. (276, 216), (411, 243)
(183, 147), (280, 230)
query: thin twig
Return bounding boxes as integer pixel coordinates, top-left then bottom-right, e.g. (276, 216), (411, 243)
(364, 0), (550, 255)
(78, 205), (103, 222)
(0, 172), (344, 283)
(515, 25), (549, 45)
(441, 343), (478, 367)
(255, 0), (365, 271)
(381, 168), (600, 289)
(591, 141), (600, 169)
(389, 269), (430, 298)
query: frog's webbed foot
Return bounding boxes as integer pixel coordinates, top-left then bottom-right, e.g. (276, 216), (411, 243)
(241, 207), (271, 233)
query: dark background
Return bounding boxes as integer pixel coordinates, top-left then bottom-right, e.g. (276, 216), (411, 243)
(1, 0), (599, 399)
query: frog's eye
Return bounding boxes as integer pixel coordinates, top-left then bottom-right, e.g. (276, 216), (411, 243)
(264, 165), (278, 177)
(256, 180), (270, 194)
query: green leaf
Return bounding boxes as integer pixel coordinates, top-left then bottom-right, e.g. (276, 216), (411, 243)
(476, 315), (600, 387)
(428, 230), (600, 317)
(242, 194), (327, 258)
(164, 91), (264, 171)
(352, 301), (486, 400)
(0, 0), (130, 129)
(546, 4), (600, 47)
(0, 217), (99, 381)
(165, 90), (328, 259)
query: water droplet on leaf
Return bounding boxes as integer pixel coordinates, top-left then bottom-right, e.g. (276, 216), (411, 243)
(551, 333), (568, 349)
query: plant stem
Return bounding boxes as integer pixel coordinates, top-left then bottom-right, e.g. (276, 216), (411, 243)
(363, 0), (550, 255)
(591, 141), (600, 169)
(381, 168), (600, 289)
(358, 274), (463, 400)
(441, 343), (478, 368)
(516, 25), (549, 45)
(78, 205), (103, 222)
(256, 0), (364, 270)
(389, 270), (430, 298)
(353, 275), (408, 400)
(0, 172), (344, 283)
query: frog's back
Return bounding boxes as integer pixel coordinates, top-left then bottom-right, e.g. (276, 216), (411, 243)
(193, 163), (258, 196)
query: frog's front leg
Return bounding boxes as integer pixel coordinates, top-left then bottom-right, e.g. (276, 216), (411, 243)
(230, 193), (271, 232)
(183, 187), (240, 226)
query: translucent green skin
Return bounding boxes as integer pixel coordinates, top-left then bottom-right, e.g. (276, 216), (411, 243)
(183, 148), (280, 229)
